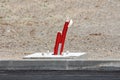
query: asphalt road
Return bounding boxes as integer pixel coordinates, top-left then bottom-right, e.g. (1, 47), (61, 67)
(0, 70), (120, 80)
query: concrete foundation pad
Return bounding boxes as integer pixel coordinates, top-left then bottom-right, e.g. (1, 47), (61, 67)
(23, 52), (86, 59)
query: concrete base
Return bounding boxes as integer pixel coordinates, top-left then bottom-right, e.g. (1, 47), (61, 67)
(23, 52), (86, 59)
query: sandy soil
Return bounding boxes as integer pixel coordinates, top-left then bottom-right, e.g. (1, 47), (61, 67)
(0, 0), (120, 60)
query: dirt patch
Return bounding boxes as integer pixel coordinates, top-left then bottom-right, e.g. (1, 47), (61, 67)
(0, 0), (120, 60)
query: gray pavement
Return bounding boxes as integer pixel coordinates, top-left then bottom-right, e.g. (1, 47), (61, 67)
(0, 70), (120, 80)
(0, 59), (120, 80)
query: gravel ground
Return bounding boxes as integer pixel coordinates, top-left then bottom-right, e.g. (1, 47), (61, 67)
(0, 0), (120, 60)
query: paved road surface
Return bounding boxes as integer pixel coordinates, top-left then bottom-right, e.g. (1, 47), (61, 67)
(0, 70), (120, 80)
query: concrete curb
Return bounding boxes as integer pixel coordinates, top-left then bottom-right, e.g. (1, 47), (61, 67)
(0, 60), (120, 71)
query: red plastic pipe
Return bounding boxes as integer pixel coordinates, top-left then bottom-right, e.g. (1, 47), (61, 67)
(53, 32), (62, 55)
(53, 20), (72, 55)
(60, 21), (69, 55)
